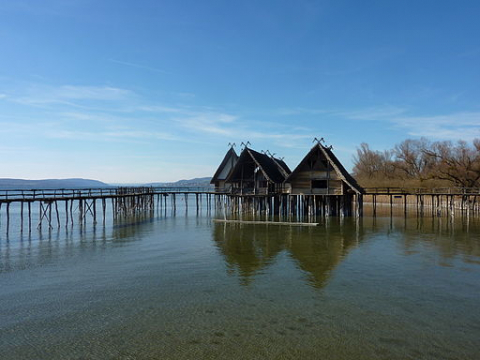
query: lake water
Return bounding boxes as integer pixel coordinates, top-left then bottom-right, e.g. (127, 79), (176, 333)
(0, 199), (479, 359)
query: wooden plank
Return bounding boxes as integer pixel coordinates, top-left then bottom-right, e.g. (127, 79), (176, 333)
(213, 219), (319, 226)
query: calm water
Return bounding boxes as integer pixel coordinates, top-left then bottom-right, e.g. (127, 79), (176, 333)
(0, 200), (479, 359)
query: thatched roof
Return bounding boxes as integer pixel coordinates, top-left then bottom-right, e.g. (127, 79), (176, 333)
(286, 143), (363, 194)
(226, 147), (291, 184)
(210, 147), (239, 184)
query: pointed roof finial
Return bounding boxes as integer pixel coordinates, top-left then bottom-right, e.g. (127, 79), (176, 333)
(240, 141), (251, 150)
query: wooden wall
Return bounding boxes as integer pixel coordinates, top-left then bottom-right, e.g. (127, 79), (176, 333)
(287, 170), (342, 195)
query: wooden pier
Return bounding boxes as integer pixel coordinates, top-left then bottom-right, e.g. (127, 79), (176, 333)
(1, 186), (480, 233)
(0, 187), (216, 233)
(363, 187), (480, 217)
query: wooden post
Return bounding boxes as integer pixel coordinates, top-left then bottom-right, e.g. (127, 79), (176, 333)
(70, 199), (74, 225)
(38, 202), (42, 229)
(20, 201), (24, 232)
(49, 201), (52, 228)
(112, 198), (116, 220)
(55, 201), (60, 228)
(93, 198), (97, 224)
(390, 194), (393, 217)
(65, 200), (69, 226)
(78, 199), (82, 222)
(28, 201), (32, 233)
(431, 195), (435, 217)
(6, 202), (10, 232)
(102, 198), (106, 225)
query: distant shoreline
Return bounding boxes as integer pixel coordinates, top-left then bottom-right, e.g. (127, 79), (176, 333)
(0, 177), (213, 190)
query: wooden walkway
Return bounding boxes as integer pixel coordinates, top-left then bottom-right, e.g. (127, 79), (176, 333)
(1, 186), (480, 233)
(0, 187), (217, 232)
(363, 187), (480, 217)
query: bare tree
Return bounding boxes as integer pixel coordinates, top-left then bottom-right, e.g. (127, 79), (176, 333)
(353, 138), (480, 188)
(353, 143), (395, 179)
(422, 139), (480, 187)
(393, 138), (432, 180)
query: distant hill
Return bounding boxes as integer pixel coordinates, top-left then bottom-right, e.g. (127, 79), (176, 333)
(0, 178), (111, 190)
(146, 177), (212, 188)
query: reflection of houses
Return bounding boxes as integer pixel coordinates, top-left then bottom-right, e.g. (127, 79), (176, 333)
(285, 143), (363, 196)
(225, 147), (291, 195)
(210, 147), (239, 192)
(286, 223), (360, 288)
(212, 219), (362, 287)
(212, 223), (285, 286)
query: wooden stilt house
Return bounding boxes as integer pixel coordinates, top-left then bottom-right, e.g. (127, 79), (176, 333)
(225, 147), (291, 195)
(285, 143), (363, 196)
(210, 147), (239, 192)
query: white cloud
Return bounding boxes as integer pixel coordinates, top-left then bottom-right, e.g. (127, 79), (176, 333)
(276, 107), (330, 116)
(59, 85), (132, 100)
(329, 105), (480, 141)
(48, 129), (179, 142)
(105, 130), (178, 141)
(391, 112), (480, 140)
(13, 84), (134, 106)
(174, 110), (238, 136)
(108, 59), (170, 75)
(338, 106), (408, 120)
(137, 105), (186, 113)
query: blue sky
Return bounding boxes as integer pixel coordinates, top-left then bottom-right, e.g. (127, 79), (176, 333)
(1, 0), (479, 183)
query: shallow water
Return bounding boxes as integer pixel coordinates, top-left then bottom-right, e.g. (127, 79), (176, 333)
(0, 201), (479, 359)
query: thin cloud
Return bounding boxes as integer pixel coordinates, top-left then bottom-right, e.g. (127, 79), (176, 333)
(176, 92), (196, 99)
(48, 129), (179, 142)
(338, 106), (408, 120)
(338, 106), (480, 141)
(59, 85), (132, 100)
(105, 130), (179, 141)
(391, 112), (480, 140)
(276, 107), (330, 116)
(13, 84), (134, 106)
(108, 59), (170, 75)
(276, 105), (408, 121)
(138, 105), (186, 114)
(174, 110), (238, 136)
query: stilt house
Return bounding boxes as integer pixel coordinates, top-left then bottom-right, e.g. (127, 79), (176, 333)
(285, 143), (363, 196)
(210, 147), (239, 192)
(225, 147), (291, 195)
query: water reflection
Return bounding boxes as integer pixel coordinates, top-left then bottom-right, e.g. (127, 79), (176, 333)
(213, 223), (285, 285)
(213, 218), (364, 288)
(0, 224), (108, 273)
(112, 210), (156, 244)
(381, 215), (480, 265)
(0, 211), (159, 273)
(286, 222), (362, 288)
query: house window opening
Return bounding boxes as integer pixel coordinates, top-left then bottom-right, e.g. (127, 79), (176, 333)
(312, 180), (328, 189)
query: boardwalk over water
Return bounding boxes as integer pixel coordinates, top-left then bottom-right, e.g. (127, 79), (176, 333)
(0, 187), (217, 232)
(363, 187), (480, 217)
(1, 186), (480, 233)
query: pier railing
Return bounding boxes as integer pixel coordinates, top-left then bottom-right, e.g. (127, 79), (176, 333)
(2, 186), (479, 202)
(1, 185), (480, 233)
(363, 187), (480, 195)
(0, 186), (215, 201)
